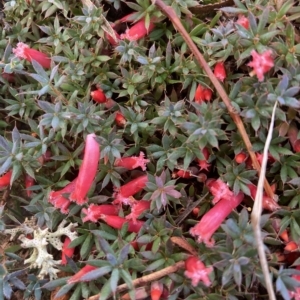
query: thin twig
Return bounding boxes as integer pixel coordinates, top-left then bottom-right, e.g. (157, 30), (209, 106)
(175, 192), (208, 225)
(151, 0), (274, 199)
(87, 261), (185, 300)
(251, 101), (277, 300)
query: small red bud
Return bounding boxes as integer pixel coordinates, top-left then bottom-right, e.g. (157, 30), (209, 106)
(61, 237), (75, 265)
(115, 111), (126, 127)
(214, 62), (226, 82)
(235, 152), (248, 163)
(91, 89), (107, 103)
(25, 174), (35, 197)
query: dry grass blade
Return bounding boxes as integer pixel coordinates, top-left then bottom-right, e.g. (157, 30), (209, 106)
(251, 101), (278, 300)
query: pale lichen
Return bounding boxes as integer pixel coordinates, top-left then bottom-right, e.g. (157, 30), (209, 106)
(4, 219), (78, 280)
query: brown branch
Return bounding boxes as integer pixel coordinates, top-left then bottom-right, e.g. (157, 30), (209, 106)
(87, 261), (185, 300)
(152, 0), (274, 199)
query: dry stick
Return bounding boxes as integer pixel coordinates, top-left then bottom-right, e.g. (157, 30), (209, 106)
(152, 0), (274, 199)
(251, 101), (277, 300)
(87, 261), (185, 300)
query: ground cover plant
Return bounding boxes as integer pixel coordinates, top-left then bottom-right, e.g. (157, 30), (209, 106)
(1, 0), (300, 299)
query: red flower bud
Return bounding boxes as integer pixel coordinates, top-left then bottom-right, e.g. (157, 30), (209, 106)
(192, 207), (200, 216)
(126, 200), (150, 223)
(113, 175), (148, 205)
(82, 204), (118, 223)
(61, 237), (75, 265)
(70, 133), (100, 205)
(195, 85), (213, 103)
(235, 152), (248, 163)
(190, 192), (244, 246)
(214, 62), (226, 82)
(150, 281), (163, 300)
(247, 50), (274, 81)
(67, 265), (97, 284)
(236, 14), (249, 29)
(115, 111), (127, 127)
(13, 42), (51, 68)
(25, 174), (35, 197)
(120, 18), (155, 41)
(91, 89), (107, 103)
(100, 214), (144, 233)
(115, 152), (150, 171)
(184, 256), (213, 287)
(0, 170), (12, 190)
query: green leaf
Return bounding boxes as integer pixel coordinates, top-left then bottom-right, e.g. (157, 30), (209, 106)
(80, 234), (94, 259)
(80, 266), (112, 282)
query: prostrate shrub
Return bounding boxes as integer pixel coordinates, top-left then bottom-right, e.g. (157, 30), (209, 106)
(1, 0), (300, 299)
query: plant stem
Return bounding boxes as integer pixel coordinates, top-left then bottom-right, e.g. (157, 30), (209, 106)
(87, 261), (185, 300)
(151, 0), (274, 199)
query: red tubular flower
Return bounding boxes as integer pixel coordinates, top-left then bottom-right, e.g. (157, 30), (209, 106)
(113, 174), (148, 205)
(0, 170), (12, 190)
(82, 204), (118, 223)
(120, 18), (155, 41)
(190, 192), (244, 246)
(115, 152), (150, 171)
(61, 237), (75, 265)
(126, 200), (150, 223)
(151, 281), (163, 300)
(206, 178), (233, 205)
(115, 111), (127, 127)
(195, 85), (212, 103)
(48, 178), (77, 214)
(91, 89), (107, 103)
(235, 152), (248, 163)
(67, 265), (97, 284)
(12, 42), (51, 68)
(100, 214), (144, 233)
(184, 256), (213, 287)
(25, 174), (35, 197)
(70, 133), (100, 205)
(236, 14), (249, 29)
(214, 62), (226, 82)
(197, 147), (211, 171)
(247, 183), (280, 211)
(247, 50), (274, 81)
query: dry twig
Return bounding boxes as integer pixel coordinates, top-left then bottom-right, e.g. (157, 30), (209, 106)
(251, 101), (278, 300)
(87, 261), (185, 300)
